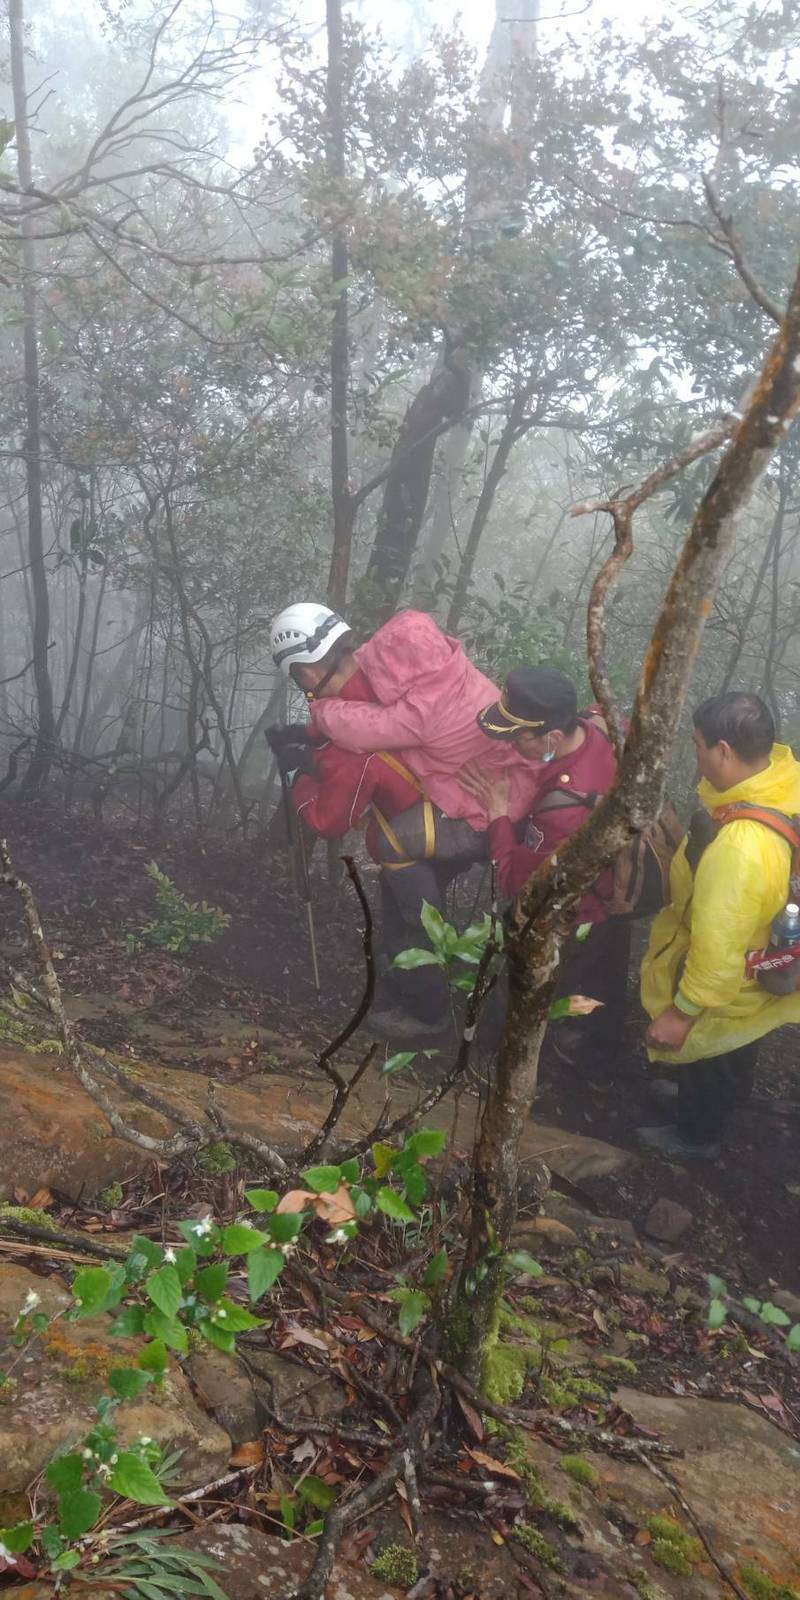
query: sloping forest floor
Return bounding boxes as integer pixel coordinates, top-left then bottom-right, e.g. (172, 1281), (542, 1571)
(0, 796), (798, 1600)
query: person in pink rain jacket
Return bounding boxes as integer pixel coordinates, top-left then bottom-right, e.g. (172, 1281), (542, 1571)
(268, 604), (541, 1038)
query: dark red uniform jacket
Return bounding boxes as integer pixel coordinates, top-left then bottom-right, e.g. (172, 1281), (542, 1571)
(487, 714), (616, 918)
(292, 669), (421, 857)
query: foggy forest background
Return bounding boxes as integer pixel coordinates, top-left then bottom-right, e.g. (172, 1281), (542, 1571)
(0, 0), (798, 829)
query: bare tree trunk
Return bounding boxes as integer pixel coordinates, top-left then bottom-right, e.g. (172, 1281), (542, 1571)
(451, 264), (800, 1385)
(403, 0), (540, 606)
(9, 0), (55, 794)
(721, 479), (788, 691)
(446, 393), (536, 631)
(324, 0), (355, 612)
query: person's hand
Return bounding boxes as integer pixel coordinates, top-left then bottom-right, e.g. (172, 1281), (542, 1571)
(646, 1005), (697, 1052)
(266, 723), (313, 779)
(459, 760), (512, 822)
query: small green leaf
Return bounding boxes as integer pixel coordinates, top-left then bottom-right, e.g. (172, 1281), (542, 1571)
(176, 1219), (216, 1256)
(404, 1128), (446, 1160)
(353, 1188), (372, 1218)
(280, 1495), (296, 1530)
(244, 1189), (279, 1213)
(174, 1246), (197, 1285)
(398, 1290), (430, 1335)
(0, 1521), (34, 1554)
(507, 1250), (544, 1278)
(248, 1246), (284, 1301)
(195, 1263), (229, 1303)
(58, 1487), (102, 1540)
(197, 1317), (235, 1354)
(109, 1304), (147, 1338)
(125, 1236), (165, 1280)
(296, 1474), (337, 1511)
(46, 1453), (83, 1494)
(708, 1298), (727, 1329)
(146, 1264), (182, 1320)
(142, 1309), (189, 1353)
(40, 1524), (63, 1559)
(302, 1165), (342, 1193)
(420, 900), (448, 950)
(138, 1338), (169, 1376)
(339, 1159), (360, 1183)
(372, 1142), (396, 1178)
(707, 1273), (728, 1297)
(72, 1266), (115, 1316)
(221, 1224), (269, 1256)
(108, 1451), (174, 1508)
(306, 1518), (324, 1537)
(108, 1366), (151, 1402)
(760, 1302), (791, 1327)
(392, 948), (443, 969)
(423, 1248), (448, 1286)
(376, 1187), (415, 1223)
(212, 1298), (262, 1333)
(266, 1213), (302, 1245)
(575, 922), (592, 942)
(403, 1162), (427, 1207)
(742, 1297), (762, 1314)
(382, 1050), (417, 1075)
(53, 1549), (81, 1572)
(786, 1323), (800, 1351)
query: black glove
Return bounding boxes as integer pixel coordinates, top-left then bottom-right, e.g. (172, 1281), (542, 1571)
(265, 723), (318, 780)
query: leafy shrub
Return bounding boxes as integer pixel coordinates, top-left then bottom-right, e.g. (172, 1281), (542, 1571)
(140, 863), (230, 954)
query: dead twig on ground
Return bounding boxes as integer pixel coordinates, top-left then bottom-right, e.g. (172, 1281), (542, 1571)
(636, 1450), (750, 1600)
(290, 1362), (440, 1600)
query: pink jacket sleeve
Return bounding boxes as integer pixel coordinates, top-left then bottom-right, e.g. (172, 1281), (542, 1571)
(311, 695), (427, 752)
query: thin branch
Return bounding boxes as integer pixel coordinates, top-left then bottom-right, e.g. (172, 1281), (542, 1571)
(703, 175), (783, 326)
(571, 419), (735, 754)
(301, 857), (377, 1163)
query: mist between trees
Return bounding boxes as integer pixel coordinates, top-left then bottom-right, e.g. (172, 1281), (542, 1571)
(0, 0), (798, 824)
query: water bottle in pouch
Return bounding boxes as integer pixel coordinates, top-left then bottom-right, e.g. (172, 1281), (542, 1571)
(757, 902), (800, 994)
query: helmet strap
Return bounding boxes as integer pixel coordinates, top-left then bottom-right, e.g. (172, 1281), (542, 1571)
(304, 651), (343, 701)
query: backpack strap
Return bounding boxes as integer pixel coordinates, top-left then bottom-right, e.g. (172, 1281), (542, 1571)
(535, 785), (598, 814)
(377, 751), (424, 793)
(712, 802), (800, 853)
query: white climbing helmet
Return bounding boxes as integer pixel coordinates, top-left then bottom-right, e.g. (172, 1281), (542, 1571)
(270, 603), (351, 676)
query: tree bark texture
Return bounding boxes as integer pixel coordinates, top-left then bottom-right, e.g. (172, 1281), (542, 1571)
(10, 0), (56, 794)
(324, 0), (354, 613)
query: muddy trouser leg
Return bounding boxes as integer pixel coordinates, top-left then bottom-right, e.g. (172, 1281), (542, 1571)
(545, 917), (632, 1084)
(375, 803), (487, 1025)
(677, 1040), (759, 1143)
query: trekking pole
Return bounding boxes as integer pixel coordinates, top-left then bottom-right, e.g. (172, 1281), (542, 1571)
(279, 767), (321, 993)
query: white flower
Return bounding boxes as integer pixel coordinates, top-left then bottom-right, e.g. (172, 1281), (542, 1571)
(191, 1217), (213, 1237)
(216, 1308), (227, 1320)
(330, 1228), (349, 1244)
(109, 1453), (118, 1465)
(163, 1248), (177, 1264)
(21, 1289), (41, 1314)
(280, 1241), (297, 1259)
(82, 1447), (94, 1460)
(97, 1463), (112, 1479)
(138, 1436), (152, 1446)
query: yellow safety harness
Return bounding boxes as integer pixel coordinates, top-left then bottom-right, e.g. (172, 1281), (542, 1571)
(371, 752), (436, 869)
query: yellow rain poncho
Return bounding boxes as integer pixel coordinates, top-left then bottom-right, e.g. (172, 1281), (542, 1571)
(641, 743), (800, 1063)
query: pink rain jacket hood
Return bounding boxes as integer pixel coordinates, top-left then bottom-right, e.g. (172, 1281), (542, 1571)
(309, 611), (541, 829)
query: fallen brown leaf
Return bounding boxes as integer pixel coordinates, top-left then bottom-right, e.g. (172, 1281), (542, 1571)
(229, 1440), (265, 1466)
(466, 1447), (521, 1481)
